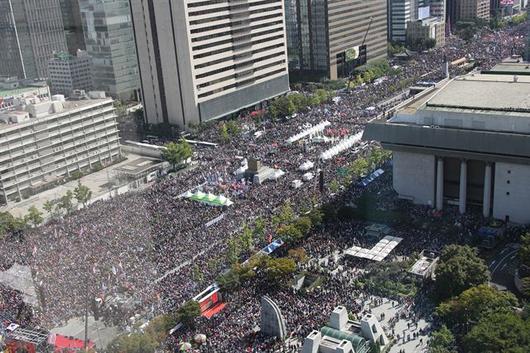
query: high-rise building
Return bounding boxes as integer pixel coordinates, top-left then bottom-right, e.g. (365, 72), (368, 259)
(286, 0), (388, 79)
(457, 0), (490, 20)
(48, 50), (93, 96)
(60, 0), (86, 54)
(129, 0), (290, 128)
(389, 0), (417, 42)
(79, 0), (139, 100)
(0, 0), (68, 80)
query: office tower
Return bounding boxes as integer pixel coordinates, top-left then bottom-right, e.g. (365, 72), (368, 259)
(129, 0), (290, 128)
(79, 0), (139, 100)
(0, 0), (68, 80)
(457, 0), (490, 20)
(390, 0), (417, 42)
(286, 0), (388, 80)
(60, 0), (86, 54)
(48, 50), (93, 96)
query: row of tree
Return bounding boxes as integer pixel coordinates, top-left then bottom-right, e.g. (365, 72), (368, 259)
(161, 139), (193, 171)
(269, 89), (333, 120)
(347, 60), (397, 89)
(42, 182), (92, 219)
(429, 244), (530, 353)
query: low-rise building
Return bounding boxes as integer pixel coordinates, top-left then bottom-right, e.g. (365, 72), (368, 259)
(363, 68), (530, 224)
(0, 78), (50, 112)
(48, 51), (93, 96)
(0, 92), (120, 204)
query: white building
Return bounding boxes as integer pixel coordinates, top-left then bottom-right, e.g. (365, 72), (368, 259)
(0, 92), (121, 204)
(364, 66), (530, 224)
(390, 0), (417, 42)
(129, 0), (290, 128)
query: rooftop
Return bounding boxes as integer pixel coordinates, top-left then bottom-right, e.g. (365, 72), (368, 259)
(488, 62), (530, 74)
(425, 74), (530, 113)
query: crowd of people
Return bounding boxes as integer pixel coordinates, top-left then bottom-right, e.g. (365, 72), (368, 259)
(0, 22), (528, 352)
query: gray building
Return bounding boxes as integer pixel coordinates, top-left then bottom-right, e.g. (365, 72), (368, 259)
(48, 50), (93, 96)
(0, 0), (68, 80)
(129, 0), (290, 129)
(363, 67), (530, 224)
(80, 0), (139, 100)
(286, 0), (388, 79)
(60, 0), (86, 54)
(0, 92), (120, 205)
(389, 0), (418, 43)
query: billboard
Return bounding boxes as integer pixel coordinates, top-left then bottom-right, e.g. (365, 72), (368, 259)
(345, 46), (360, 63)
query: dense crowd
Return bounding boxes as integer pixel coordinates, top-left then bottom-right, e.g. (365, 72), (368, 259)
(0, 23), (528, 352)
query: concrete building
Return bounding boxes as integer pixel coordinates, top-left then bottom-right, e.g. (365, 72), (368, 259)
(79, 0), (139, 100)
(129, 0), (290, 129)
(0, 78), (51, 111)
(406, 16), (446, 47)
(0, 0), (68, 80)
(48, 51), (93, 96)
(302, 306), (388, 353)
(457, 0), (490, 21)
(286, 0), (388, 79)
(60, 0), (86, 54)
(389, 0), (417, 43)
(363, 69), (530, 224)
(0, 92), (121, 205)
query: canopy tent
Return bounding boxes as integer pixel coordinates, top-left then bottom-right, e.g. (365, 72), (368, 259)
(187, 191), (233, 207)
(320, 132), (363, 160)
(298, 161), (314, 171)
(286, 121), (331, 144)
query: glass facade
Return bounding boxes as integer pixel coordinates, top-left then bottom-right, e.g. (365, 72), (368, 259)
(79, 0), (139, 100)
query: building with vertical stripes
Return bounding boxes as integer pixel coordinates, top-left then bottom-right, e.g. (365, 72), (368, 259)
(0, 0), (68, 80)
(363, 69), (530, 224)
(129, 0), (290, 129)
(286, 0), (388, 80)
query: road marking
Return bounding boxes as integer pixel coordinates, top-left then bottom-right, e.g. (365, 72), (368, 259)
(491, 249), (518, 274)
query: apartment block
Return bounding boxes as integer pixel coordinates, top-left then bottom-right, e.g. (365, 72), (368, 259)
(0, 93), (121, 204)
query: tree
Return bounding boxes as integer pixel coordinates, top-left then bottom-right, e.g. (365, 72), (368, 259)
(145, 314), (175, 344)
(113, 100), (128, 121)
(429, 325), (456, 353)
(226, 236), (242, 264)
(294, 216), (312, 236)
(277, 224), (303, 243)
(308, 208), (324, 226)
(57, 190), (75, 215)
(462, 312), (530, 353)
(269, 96), (296, 119)
(25, 206), (43, 227)
(519, 233), (530, 268)
(217, 270), (241, 291)
(225, 120), (241, 136)
(434, 245), (490, 300)
(264, 257), (296, 282)
(329, 179), (341, 193)
(107, 333), (158, 353)
(218, 123), (230, 143)
(240, 224), (254, 251)
(161, 139), (192, 170)
(176, 300), (201, 328)
(350, 157), (370, 178)
(273, 201), (295, 226)
(436, 284), (518, 330)
(74, 182), (92, 208)
(288, 248), (308, 264)
(253, 217), (266, 241)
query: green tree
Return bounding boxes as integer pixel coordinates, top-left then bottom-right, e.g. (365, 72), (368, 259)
(226, 236), (242, 264)
(519, 233), (530, 268)
(240, 224), (254, 251)
(269, 96), (296, 119)
(429, 325), (456, 353)
(217, 270), (241, 291)
(273, 201), (295, 226)
(288, 248), (308, 264)
(329, 179), (341, 193)
(436, 284), (518, 330)
(462, 312), (530, 353)
(253, 217), (266, 241)
(25, 206), (43, 227)
(113, 100), (128, 121)
(264, 257), (296, 282)
(225, 120), (241, 136)
(218, 123), (230, 143)
(277, 224), (303, 243)
(294, 216), (312, 236)
(57, 190), (75, 215)
(107, 333), (158, 353)
(176, 300), (201, 328)
(145, 314), (175, 343)
(350, 157), (370, 178)
(74, 182), (92, 208)
(191, 264), (204, 284)
(161, 139), (192, 170)
(434, 245), (490, 300)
